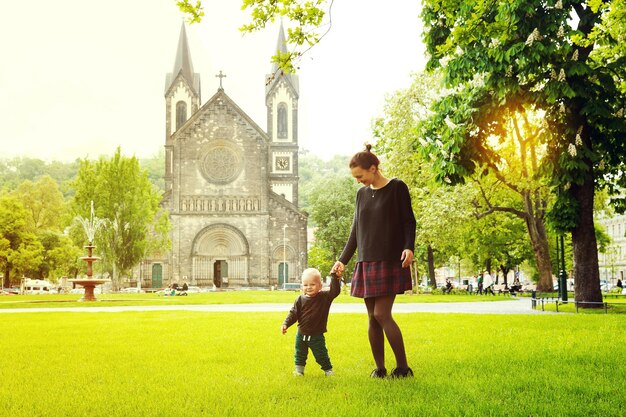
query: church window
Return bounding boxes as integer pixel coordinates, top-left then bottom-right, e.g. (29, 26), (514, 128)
(277, 102), (288, 139)
(176, 101), (187, 130)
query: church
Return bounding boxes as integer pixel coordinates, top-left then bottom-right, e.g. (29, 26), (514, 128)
(142, 23), (308, 289)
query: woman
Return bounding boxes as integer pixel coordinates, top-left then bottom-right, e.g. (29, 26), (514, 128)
(332, 145), (416, 378)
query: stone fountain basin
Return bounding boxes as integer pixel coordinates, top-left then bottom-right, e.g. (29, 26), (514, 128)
(69, 278), (110, 286)
(68, 279), (111, 301)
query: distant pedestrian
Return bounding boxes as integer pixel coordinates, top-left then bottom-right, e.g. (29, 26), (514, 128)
(617, 279), (623, 289)
(477, 274), (484, 295)
(281, 268), (341, 376)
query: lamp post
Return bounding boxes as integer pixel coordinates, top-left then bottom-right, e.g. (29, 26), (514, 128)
(283, 224), (288, 284)
(559, 233), (568, 303)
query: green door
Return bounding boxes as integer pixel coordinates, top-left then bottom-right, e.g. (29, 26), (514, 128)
(152, 264), (162, 289)
(278, 262), (288, 285)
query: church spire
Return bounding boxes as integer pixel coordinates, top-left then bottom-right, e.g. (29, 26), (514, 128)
(165, 22), (200, 96)
(272, 21), (289, 75)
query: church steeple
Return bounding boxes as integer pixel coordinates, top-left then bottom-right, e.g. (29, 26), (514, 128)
(266, 23), (300, 206)
(165, 22), (201, 97)
(271, 21), (289, 75)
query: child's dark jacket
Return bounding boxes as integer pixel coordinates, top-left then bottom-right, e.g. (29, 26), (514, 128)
(282, 276), (341, 336)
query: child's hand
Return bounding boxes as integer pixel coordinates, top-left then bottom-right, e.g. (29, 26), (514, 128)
(281, 324), (288, 335)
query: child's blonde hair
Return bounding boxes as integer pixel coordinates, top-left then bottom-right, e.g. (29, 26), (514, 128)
(301, 267), (322, 283)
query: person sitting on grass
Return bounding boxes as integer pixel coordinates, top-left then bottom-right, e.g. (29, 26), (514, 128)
(281, 268), (341, 377)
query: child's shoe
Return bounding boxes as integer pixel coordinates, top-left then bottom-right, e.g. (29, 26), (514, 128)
(293, 365), (305, 376)
(324, 369), (334, 376)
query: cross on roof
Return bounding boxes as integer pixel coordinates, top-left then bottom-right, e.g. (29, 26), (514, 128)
(216, 70), (227, 90)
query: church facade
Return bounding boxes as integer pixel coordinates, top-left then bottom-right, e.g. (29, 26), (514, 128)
(140, 23), (308, 289)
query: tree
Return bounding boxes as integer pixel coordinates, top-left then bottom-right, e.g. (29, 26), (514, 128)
(420, 0), (626, 303)
(70, 148), (169, 289)
(374, 71), (535, 288)
(37, 231), (83, 280)
(307, 175), (359, 279)
(0, 195), (43, 287)
(13, 175), (66, 232)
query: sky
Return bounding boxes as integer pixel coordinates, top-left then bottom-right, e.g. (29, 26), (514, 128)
(0, 0), (426, 162)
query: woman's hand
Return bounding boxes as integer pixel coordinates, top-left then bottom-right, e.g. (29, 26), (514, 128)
(331, 261), (345, 277)
(401, 249), (414, 268)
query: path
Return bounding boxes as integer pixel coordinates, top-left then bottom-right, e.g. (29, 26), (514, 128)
(0, 297), (555, 314)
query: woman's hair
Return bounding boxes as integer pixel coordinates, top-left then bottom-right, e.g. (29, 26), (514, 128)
(349, 144), (380, 169)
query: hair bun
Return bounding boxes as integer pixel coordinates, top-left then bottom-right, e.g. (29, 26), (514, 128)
(364, 143), (372, 152)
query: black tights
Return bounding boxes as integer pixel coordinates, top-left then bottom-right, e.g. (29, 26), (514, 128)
(364, 295), (408, 370)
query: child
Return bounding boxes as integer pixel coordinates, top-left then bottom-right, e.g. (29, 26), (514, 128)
(281, 268), (341, 376)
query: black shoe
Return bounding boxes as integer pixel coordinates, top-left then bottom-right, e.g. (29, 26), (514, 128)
(370, 368), (387, 378)
(390, 367), (414, 378)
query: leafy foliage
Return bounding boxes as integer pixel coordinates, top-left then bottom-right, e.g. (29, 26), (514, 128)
(70, 148), (169, 287)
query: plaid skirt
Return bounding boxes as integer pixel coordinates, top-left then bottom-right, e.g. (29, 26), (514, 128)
(350, 261), (412, 298)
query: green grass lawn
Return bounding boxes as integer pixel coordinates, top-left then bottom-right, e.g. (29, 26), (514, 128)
(0, 290), (512, 309)
(1, 311), (624, 416)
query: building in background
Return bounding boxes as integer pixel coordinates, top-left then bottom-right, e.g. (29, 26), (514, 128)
(596, 212), (626, 287)
(137, 23), (307, 289)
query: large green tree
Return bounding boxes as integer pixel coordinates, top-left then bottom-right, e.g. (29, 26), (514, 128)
(0, 195), (44, 287)
(419, 0), (626, 303)
(374, 71), (537, 287)
(70, 148), (169, 289)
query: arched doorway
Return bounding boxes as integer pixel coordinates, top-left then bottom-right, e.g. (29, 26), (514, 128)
(192, 224), (249, 286)
(278, 262), (288, 285)
(213, 260), (228, 288)
(273, 245), (296, 285)
(152, 264), (163, 288)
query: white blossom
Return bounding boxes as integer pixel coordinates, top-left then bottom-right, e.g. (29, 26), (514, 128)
(435, 139), (444, 148)
(551, 69), (558, 80)
(577, 125), (583, 135)
(418, 138), (428, 147)
(560, 102), (566, 113)
(572, 49), (579, 61)
(575, 134), (582, 146)
(555, 0), (563, 10)
(616, 108), (624, 118)
(444, 176), (452, 184)
(506, 66), (513, 77)
(558, 69), (566, 82)
(557, 25), (565, 38)
(444, 116), (457, 130)
(567, 143), (577, 157)
(525, 28), (541, 46)
(599, 159), (605, 170)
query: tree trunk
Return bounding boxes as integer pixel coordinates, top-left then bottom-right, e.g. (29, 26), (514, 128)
(427, 244), (436, 288)
(570, 176), (602, 305)
(500, 266), (510, 286)
(522, 191), (554, 292)
(3, 268), (9, 289)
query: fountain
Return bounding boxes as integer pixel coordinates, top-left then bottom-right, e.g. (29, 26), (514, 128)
(69, 201), (110, 302)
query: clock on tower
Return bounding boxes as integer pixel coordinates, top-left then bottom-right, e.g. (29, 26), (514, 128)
(275, 156), (290, 171)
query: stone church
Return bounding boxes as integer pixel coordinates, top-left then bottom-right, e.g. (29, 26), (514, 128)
(141, 23), (308, 289)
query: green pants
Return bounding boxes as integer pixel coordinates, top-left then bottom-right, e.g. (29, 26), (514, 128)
(294, 332), (332, 371)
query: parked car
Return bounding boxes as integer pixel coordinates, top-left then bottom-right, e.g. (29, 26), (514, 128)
(280, 282), (301, 291)
(599, 280), (612, 292)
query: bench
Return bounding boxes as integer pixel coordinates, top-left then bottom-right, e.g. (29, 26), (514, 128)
(492, 284), (510, 296)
